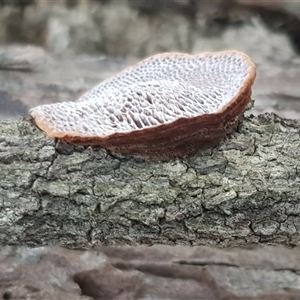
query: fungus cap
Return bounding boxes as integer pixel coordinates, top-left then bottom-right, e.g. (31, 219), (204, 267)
(30, 50), (256, 159)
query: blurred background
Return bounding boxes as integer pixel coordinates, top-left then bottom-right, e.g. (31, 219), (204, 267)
(0, 0), (300, 119)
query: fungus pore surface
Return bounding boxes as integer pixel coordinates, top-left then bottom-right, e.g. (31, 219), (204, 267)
(30, 51), (256, 159)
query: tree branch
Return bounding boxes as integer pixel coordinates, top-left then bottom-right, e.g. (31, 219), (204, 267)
(0, 113), (299, 247)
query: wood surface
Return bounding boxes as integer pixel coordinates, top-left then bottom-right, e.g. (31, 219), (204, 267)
(0, 113), (299, 248)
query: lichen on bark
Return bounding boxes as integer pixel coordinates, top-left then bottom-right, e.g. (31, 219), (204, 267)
(0, 113), (299, 248)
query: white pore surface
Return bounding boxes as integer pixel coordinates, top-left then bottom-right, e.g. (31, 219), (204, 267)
(30, 52), (252, 137)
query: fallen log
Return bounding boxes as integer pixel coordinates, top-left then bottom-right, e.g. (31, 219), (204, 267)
(0, 113), (299, 247)
(1, 244), (300, 300)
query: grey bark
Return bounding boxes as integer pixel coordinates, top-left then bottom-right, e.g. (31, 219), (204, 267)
(0, 113), (299, 248)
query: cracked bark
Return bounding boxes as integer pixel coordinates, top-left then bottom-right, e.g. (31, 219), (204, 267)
(0, 113), (299, 248)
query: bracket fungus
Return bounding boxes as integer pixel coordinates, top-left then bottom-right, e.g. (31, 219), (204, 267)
(30, 51), (256, 159)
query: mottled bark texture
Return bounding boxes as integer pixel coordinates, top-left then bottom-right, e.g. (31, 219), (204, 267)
(0, 113), (299, 248)
(1, 245), (300, 300)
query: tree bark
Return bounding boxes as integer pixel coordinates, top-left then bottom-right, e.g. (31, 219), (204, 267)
(0, 113), (299, 248)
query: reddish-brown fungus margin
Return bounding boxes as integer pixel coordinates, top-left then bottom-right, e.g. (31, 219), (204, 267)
(30, 51), (256, 160)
